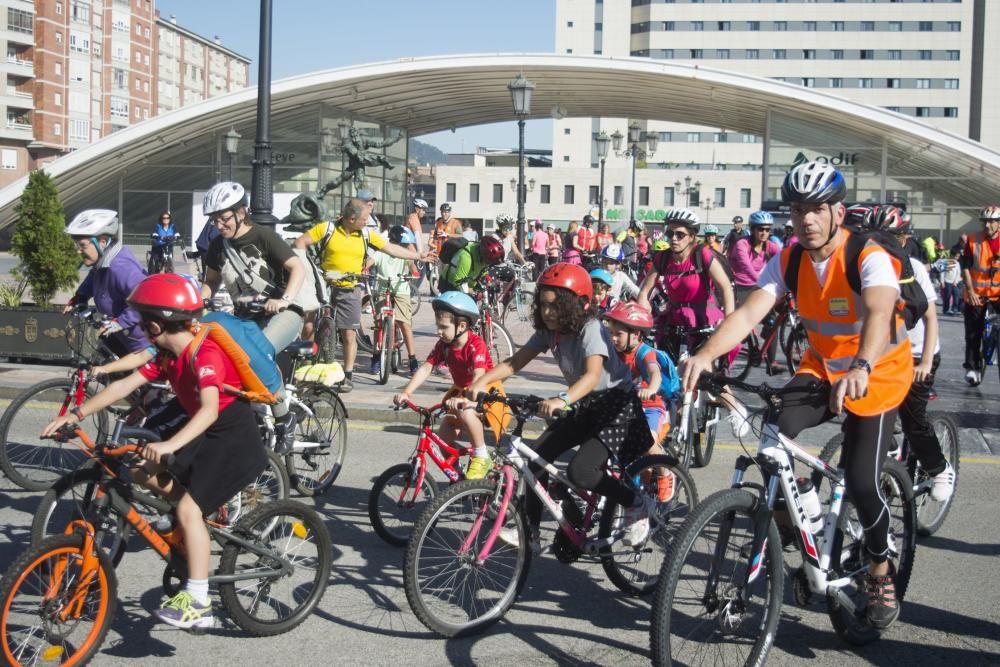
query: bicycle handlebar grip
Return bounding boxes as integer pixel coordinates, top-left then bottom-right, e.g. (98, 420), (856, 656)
(163, 453), (176, 468)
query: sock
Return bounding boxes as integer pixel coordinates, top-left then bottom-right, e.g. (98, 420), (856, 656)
(409, 355), (417, 363)
(345, 371), (353, 380)
(472, 446), (489, 458)
(185, 578), (210, 606)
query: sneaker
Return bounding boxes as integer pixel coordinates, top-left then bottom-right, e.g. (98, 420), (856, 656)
(498, 524), (540, 555)
(370, 359), (381, 377)
(864, 563), (900, 630)
(465, 455), (492, 480)
(726, 401), (752, 439)
(409, 357), (420, 375)
(930, 462), (955, 502)
(656, 471), (676, 504)
(273, 411), (297, 455)
(337, 377), (354, 394)
(965, 369), (982, 386)
(622, 494), (656, 546)
(154, 591), (214, 630)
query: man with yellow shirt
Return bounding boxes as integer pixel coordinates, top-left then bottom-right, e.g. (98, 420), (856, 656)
(294, 198), (429, 392)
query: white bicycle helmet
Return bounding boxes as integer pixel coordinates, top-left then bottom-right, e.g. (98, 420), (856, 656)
(412, 198), (429, 210)
(202, 181), (247, 216)
(781, 161), (846, 204)
(65, 209), (119, 238)
(979, 205), (1000, 221)
(663, 207), (701, 231)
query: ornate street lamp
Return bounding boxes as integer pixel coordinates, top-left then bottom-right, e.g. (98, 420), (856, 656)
(507, 72), (534, 249)
(249, 0), (277, 224)
(224, 126), (241, 181)
(615, 121), (657, 228)
(594, 131), (610, 222)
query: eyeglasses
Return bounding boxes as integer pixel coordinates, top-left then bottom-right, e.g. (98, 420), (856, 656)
(74, 239), (93, 251)
(211, 211), (236, 227)
(983, 219), (999, 225)
(668, 231), (690, 240)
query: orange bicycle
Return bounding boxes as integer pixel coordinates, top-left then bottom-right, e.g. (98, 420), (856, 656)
(0, 423), (332, 666)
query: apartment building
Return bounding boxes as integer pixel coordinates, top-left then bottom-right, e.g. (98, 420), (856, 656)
(0, 0), (249, 189)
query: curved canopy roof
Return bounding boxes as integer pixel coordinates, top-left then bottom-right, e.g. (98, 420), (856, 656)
(1, 53), (998, 222)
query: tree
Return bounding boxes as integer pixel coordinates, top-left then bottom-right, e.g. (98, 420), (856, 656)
(10, 170), (78, 307)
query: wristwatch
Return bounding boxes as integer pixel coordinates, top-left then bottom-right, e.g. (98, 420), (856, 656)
(849, 358), (871, 375)
(556, 391), (572, 408)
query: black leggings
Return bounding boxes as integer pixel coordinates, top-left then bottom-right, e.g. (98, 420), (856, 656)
(963, 301), (988, 370)
(899, 354), (946, 475)
(777, 374), (896, 562)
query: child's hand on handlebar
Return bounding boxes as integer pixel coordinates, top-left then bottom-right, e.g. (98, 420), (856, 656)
(445, 396), (475, 412)
(679, 353), (714, 393)
(140, 442), (170, 465)
(41, 415), (76, 438)
(539, 397), (567, 418)
(638, 387), (656, 401)
(392, 392), (411, 407)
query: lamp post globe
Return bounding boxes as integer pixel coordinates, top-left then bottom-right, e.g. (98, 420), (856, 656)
(224, 126), (241, 181)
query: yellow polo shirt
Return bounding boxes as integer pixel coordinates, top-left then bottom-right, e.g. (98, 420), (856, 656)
(307, 221), (387, 287)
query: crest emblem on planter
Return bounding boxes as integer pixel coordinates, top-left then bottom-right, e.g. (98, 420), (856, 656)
(24, 317), (37, 343)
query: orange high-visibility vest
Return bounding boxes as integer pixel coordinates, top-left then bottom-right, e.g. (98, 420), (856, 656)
(780, 228), (912, 416)
(964, 232), (1000, 299)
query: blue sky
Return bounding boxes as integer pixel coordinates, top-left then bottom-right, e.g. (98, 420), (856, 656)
(157, 0), (556, 153)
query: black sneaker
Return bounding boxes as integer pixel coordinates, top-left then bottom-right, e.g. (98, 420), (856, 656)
(409, 357), (419, 375)
(865, 562), (900, 630)
(337, 377), (354, 394)
(273, 411), (297, 455)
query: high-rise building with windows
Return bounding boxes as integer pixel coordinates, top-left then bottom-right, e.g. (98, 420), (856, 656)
(0, 0), (249, 188)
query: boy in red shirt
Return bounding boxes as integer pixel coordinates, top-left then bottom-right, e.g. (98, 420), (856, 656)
(43, 274), (269, 630)
(394, 291), (508, 479)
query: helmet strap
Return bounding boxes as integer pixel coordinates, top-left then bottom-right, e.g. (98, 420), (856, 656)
(90, 236), (104, 257)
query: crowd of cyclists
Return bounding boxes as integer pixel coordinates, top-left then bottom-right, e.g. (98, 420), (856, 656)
(0, 156), (993, 664)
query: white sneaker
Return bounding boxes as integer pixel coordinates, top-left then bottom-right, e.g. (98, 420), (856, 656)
(930, 462), (955, 502)
(725, 401), (752, 439)
(965, 369), (981, 386)
(497, 525), (540, 555)
(622, 494), (656, 546)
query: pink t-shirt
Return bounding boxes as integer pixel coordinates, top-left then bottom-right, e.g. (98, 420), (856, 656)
(653, 246), (724, 328)
(730, 237), (781, 287)
(530, 229), (549, 254)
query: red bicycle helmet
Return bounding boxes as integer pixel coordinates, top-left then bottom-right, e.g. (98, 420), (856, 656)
(537, 262), (593, 302)
(127, 273), (203, 321)
(603, 301), (654, 331)
(479, 236), (505, 265)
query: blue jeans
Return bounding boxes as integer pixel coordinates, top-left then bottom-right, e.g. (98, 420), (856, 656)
(941, 283), (962, 314)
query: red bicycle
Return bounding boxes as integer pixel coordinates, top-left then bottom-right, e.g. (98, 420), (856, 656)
(367, 399), (476, 546)
(371, 271), (410, 385)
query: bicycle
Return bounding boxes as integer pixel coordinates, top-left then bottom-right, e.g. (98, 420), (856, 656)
(403, 392), (698, 637)
(0, 424), (332, 666)
(313, 271), (376, 364)
(977, 298), (1000, 375)
(492, 262), (536, 346)
(146, 234), (180, 274)
(370, 272), (411, 385)
(471, 278), (516, 367)
(729, 293), (805, 380)
(650, 373), (916, 666)
(367, 399), (477, 546)
(820, 411), (959, 537)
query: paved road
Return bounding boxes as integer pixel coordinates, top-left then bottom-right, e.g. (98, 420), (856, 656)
(0, 421), (998, 666)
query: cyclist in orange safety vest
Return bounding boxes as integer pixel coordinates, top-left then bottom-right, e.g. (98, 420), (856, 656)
(960, 204), (1000, 385)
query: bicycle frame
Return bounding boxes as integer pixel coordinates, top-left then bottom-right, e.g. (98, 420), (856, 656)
(396, 401), (473, 494)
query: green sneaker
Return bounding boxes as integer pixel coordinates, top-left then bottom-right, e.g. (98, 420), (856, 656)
(154, 591), (215, 630)
(465, 455), (492, 480)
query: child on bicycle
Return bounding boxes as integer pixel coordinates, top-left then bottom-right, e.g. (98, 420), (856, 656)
(367, 224), (420, 376)
(590, 268), (615, 315)
(42, 273), (269, 631)
(393, 291), (507, 480)
(602, 301), (676, 503)
(468, 263), (655, 553)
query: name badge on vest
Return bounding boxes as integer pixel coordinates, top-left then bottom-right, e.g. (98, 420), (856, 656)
(829, 297), (850, 317)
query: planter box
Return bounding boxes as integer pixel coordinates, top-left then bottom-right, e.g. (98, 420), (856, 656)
(0, 305), (77, 363)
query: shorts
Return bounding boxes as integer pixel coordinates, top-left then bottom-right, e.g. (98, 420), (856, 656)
(644, 405), (670, 445)
(166, 400), (269, 514)
(388, 290), (412, 326)
(331, 285), (362, 329)
(443, 382), (512, 445)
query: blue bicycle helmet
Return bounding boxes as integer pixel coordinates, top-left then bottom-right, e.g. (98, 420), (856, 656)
(600, 243), (625, 263)
(748, 210), (774, 228)
(432, 291), (480, 325)
(388, 224), (416, 245)
(781, 161), (847, 204)
(589, 268), (614, 287)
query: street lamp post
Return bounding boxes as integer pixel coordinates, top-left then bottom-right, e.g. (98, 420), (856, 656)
(507, 72), (534, 250)
(595, 131), (610, 222)
(674, 176), (701, 209)
(224, 127), (241, 181)
(613, 121), (657, 228)
(249, 0), (278, 224)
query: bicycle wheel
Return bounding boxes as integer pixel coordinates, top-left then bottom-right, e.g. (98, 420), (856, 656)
(650, 489), (784, 667)
(356, 302), (375, 355)
(0, 533), (118, 667)
(728, 336), (754, 382)
(826, 458), (916, 646)
(403, 478), (532, 637)
(410, 278), (423, 315)
(600, 455), (698, 596)
(30, 464), (131, 566)
(287, 385), (348, 496)
(217, 499), (332, 636)
(783, 322), (808, 375)
(912, 413), (959, 536)
(693, 394), (719, 468)
(229, 449), (288, 522)
(484, 320), (516, 366)
(368, 462), (438, 547)
(378, 315), (392, 385)
(314, 314), (337, 364)
(501, 293), (535, 346)
(0, 378), (108, 491)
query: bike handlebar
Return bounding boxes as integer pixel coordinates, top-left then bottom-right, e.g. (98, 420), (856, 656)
(697, 371), (827, 399)
(394, 399), (445, 416)
(474, 389), (570, 419)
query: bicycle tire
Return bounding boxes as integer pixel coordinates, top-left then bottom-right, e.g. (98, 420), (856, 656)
(0, 533), (118, 667)
(244, 449), (288, 509)
(826, 457), (916, 646)
(485, 320), (516, 367)
(314, 314), (337, 364)
(378, 315), (392, 385)
(728, 335), (754, 382)
(501, 293), (535, 346)
(403, 478), (532, 637)
(650, 488), (783, 667)
(913, 413), (959, 537)
(783, 321), (808, 375)
(286, 385), (348, 496)
(693, 395), (719, 468)
(217, 499), (332, 636)
(356, 304), (375, 355)
(600, 455), (698, 596)
(368, 462), (438, 547)
(678, 404), (695, 470)
(30, 463), (131, 566)
(0, 377), (108, 491)
(410, 279), (423, 315)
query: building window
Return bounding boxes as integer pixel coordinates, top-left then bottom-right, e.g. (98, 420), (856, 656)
(718, 21), (730, 31)
(714, 188), (725, 207)
(773, 49), (786, 60)
(692, 21), (703, 31)
(859, 78), (872, 89)
(944, 107), (958, 118)
(860, 50), (873, 60)
(7, 8), (32, 34)
(803, 49), (815, 60)
(69, 119), (89, 141)
(947, 50), (959, 60)
(663, 187), (675, 207)
(833, 21), (844, 32)
(567, 21), (573, 27)
(916, 78), (930, 89)
(944, 79), (959, 89)
(446, 183), (456, 202)
(916, 107), (930, 117)
(746, 49), (758, 59)
(564, 185), (575, 205)
(947, 22), (960, 32)
(589, 185), (600, 205)
(469, 183), (479, 203)
(639, 187), (649, 206)
(55, 62), (62, 76)
(862, 21), (874, 31)
(774, 21), (786, 31)
(563, 128), (571, 135)
(920, 50), (932, 60)
(717, 49), (729, 59)
(664, 21), (674, 31)
(690, 49), (703, 59)
(833, 49), (844, 60)
(889, 21), (902, 32)
(54, 93), (62, 106)
(687, 132), (700, 142)
(919, 21), (932, 32)
(110, 96), (129, 118)
(540, 185), (550, 204)
(802, 77), (815, 88)
(563, 155), (570, 162)
(740, 188), (751, 208)
(1, 149), (17, 170)
(887, 78), (900, 88)
(614, 186), (624, 206)
(72, 2), (89, 23)
(56, 2), (63, 14)
(830, 78), (843, 88)
(805, 21), (816, 31)
(53, 123), (61, 136)
(492, 184), (503, 203)
(747, 21), (759, 31)
(113, 68), (126, 88)
(56, 32), (63, 44)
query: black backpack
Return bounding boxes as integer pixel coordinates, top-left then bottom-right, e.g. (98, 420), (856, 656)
(438, 237), (470, 266)
(783, 230), (928, 335)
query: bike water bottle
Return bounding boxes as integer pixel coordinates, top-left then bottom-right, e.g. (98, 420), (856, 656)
(796, 477), (824, 534)
(153, 514), (174, 534)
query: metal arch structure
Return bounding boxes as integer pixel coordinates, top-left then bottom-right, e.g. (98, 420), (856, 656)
(0, 53), (998, 224)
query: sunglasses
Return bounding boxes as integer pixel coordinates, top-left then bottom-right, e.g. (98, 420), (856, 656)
(756, 227), (772, 232)
(668, 231), (690, 240)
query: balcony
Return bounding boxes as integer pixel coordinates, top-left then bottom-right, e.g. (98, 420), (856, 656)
(5, 112), (32, 131)
(1, 89), (33, 109)
(5, 55), (34, 78)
